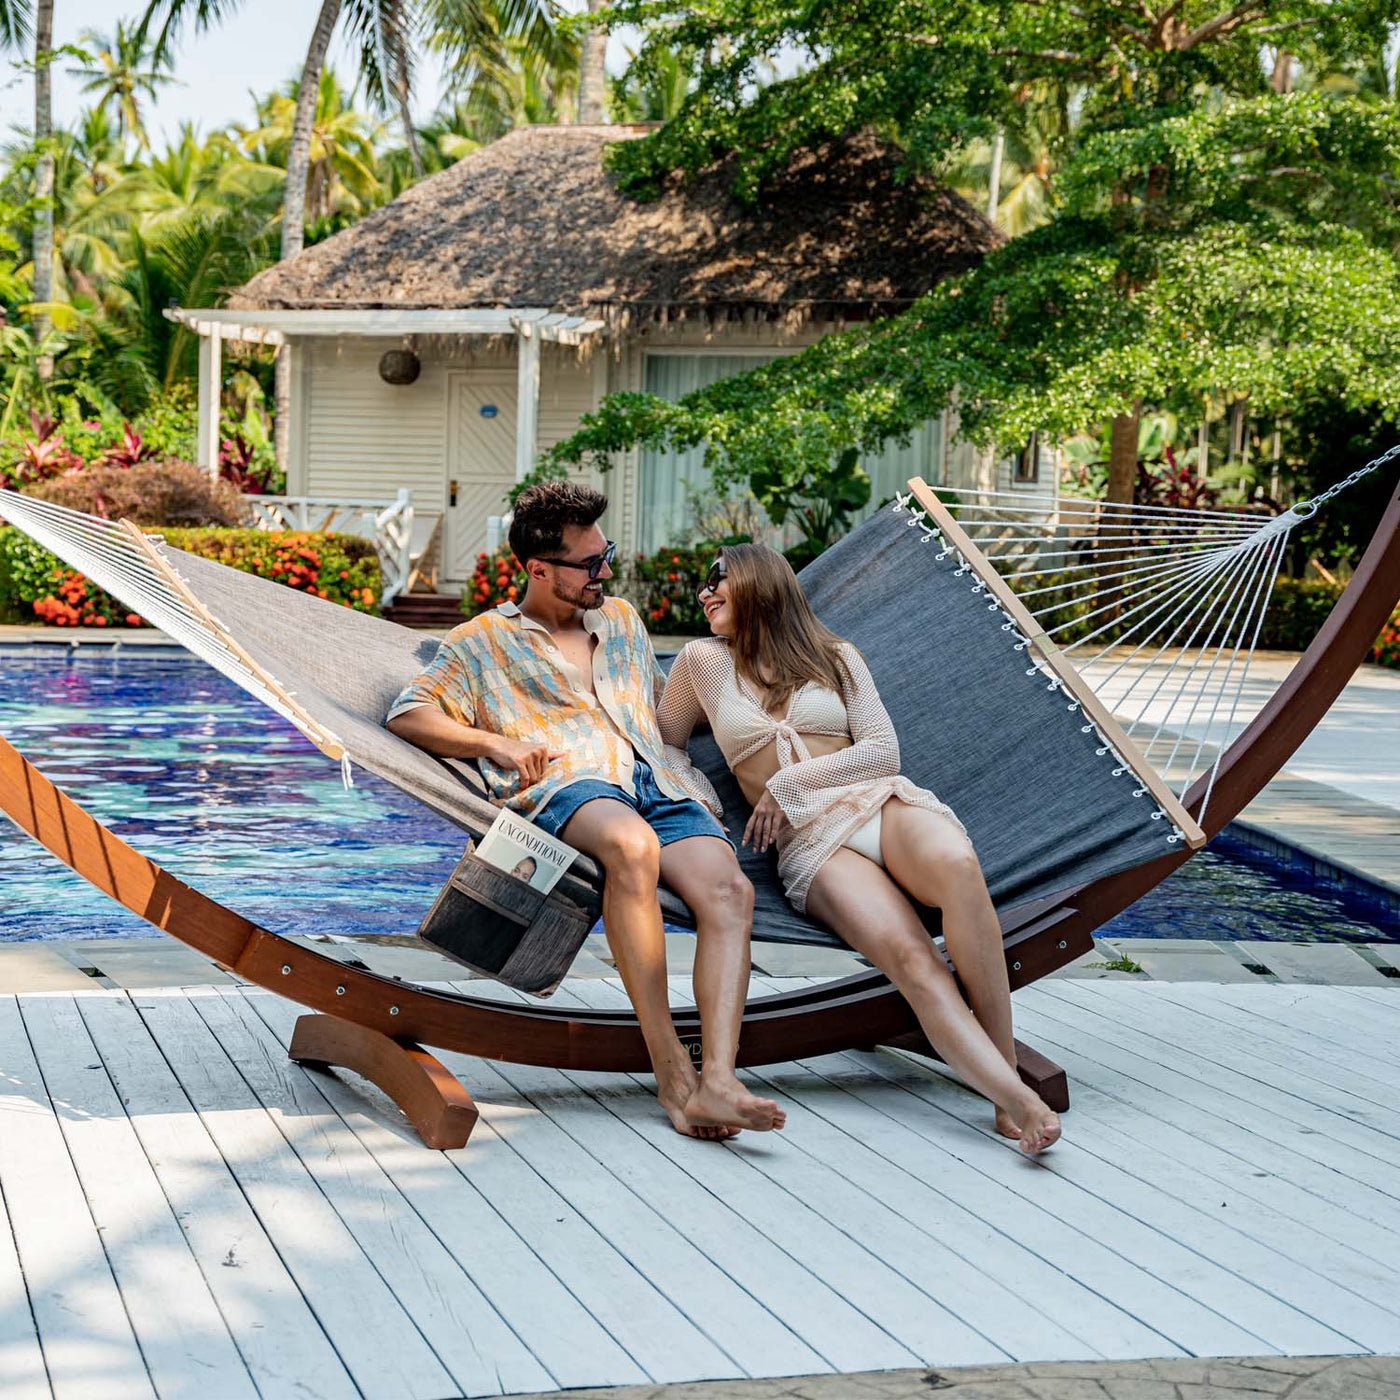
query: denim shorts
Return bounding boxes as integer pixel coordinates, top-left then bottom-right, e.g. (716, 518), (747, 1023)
(533, 757), (733, 850)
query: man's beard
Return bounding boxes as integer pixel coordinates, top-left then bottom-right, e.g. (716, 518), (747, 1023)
(553, 575), (605, 610)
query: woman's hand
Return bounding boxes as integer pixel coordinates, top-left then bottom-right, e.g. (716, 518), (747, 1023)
(743, 790), (792, 853)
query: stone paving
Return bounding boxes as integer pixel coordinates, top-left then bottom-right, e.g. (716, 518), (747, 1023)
(511, 1356), (1400, 1399)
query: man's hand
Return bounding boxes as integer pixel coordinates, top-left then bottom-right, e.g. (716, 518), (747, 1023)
(486, 736), (563, 787)
(742, 790), (792, 853)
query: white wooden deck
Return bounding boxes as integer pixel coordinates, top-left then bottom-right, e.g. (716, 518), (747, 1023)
(2, 977), (1398, 1400)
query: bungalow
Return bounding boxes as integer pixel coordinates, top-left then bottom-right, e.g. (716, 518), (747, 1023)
(170, 124), (1056, 599)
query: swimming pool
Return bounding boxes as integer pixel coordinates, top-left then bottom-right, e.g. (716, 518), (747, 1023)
(2, 647), (1396, 945)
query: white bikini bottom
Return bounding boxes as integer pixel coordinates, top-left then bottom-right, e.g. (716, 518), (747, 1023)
(841, 809), (885, 867)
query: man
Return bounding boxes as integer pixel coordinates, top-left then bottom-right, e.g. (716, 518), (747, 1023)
(387, 481), (784, 1138)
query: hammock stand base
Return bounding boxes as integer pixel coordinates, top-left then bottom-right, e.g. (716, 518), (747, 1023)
(289, 1013), (480, 1150)
(2, 479), (1396, 1151)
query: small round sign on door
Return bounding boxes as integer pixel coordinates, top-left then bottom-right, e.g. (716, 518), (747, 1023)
(480, 404), (498, 418)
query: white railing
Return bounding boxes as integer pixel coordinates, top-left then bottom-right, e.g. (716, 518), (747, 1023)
(244, 490), (415, 604)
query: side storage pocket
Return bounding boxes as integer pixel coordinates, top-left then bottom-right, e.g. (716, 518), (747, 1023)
(416, 846), (592, 997)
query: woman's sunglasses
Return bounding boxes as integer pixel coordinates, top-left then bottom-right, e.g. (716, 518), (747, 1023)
(538, 540), (618, 580)
(698, 557), (727, 595)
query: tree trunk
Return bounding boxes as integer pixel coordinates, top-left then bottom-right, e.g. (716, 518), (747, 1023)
(1106, 406), (1140, 504)
(1270, 49), (1293, 94)
(575, 0), (609, 124)
(32, 0), (55, 381)
(398, 81), (423, 178)
(275, 0), (342, 475)
(986, 129), (1004, 226)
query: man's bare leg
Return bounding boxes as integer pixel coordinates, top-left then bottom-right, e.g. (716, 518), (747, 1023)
(559, 800), (733, 1139)
(660, 836), (785, 1134)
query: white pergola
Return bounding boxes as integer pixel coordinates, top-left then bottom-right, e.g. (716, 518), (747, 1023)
(164, 306), (607, 482)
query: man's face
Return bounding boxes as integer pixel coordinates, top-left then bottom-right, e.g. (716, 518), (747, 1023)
(543, 522), (612, 610)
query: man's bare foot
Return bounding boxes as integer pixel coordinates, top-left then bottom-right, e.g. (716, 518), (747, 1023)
(685, 1073), (786, 1133)
(994, 1107), (1023, 1141)
(1011, 1097), (1061, 1155)
(657, 1064), (738, 1141)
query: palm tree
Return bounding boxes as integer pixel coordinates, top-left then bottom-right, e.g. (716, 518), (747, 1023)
(0, 0), (56, 378)
(423, 0), (572, 129)
(608, 42), (693, 123)
(68, 20), (178, 151)
(239, 71), (384, 228)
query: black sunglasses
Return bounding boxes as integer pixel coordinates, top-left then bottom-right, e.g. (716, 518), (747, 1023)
(538, 540), (617, 580)
(699, 556), (727, 595)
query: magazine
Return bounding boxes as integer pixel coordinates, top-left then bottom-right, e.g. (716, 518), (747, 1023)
(475, 809), (579, 895)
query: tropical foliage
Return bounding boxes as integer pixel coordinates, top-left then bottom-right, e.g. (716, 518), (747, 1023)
(550, 0), (1400, 519)
(0, 7), (576, 432)
(0, 524), (383, 626)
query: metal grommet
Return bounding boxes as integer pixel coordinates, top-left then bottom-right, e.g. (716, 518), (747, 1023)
(389, 1006), (400, 1016)
(1012, 960), (1022, 972)
(1057, 940), (1067, 950)
(281, 965), (292, 976)
(335, 986), (346, 996)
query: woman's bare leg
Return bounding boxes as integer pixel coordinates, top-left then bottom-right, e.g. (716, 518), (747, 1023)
(661, 836), (785, 1134)
(806, 847), (1060, 1154)
(879, 801), (1024, 1140)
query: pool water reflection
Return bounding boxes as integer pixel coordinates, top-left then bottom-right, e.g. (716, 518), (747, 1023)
(1, 648), (1396, 945)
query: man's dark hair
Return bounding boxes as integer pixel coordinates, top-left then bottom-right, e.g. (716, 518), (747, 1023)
(509, 480), (608, 564)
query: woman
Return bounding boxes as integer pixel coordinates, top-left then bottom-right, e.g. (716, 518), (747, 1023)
(658, 543), (1061, 1154)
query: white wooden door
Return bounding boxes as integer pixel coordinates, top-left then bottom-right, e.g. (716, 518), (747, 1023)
(446, 371), (518, 580)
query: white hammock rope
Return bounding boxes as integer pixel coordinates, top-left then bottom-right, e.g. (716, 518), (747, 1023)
(0, 489), (353, 783)
(894, 439), (1399, 830)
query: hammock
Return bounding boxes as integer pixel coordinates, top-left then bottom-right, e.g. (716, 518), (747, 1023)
(1, 455), (1389, 949)
(1, 455), (1396, 1147)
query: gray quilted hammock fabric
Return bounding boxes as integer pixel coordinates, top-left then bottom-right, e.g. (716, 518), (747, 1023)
(168, 503), (1181, 950)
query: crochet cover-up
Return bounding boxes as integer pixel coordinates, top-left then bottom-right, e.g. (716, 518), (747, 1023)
(658, 637), (967, 912)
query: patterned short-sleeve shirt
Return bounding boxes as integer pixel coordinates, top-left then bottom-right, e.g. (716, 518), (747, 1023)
(387, 598), (701, 817)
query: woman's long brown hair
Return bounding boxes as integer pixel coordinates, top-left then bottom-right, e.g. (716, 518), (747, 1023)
(717, 543), (853, 709)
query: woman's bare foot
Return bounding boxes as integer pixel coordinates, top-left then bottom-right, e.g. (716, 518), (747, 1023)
(686, 1073), (787, 1133)
(994, 1107), (1023, 1141)
(1011, 1095), (1061, 1155)
(657, 1064), (738, 1140)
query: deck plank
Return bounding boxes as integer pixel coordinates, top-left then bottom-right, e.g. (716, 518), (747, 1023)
(808, 1048), (1312, 1356)
(246, 992), (652, 1393)
(74, 994), (363, 1400)
(19, 996), (259, 1400)
(1086, 980), (1400, 1120)
(0, 997), (155, 1400)
(452, 1054), (821, 1382)
(1136, 983), (1400, 1099)
(1013, 988), (1400, 1243)
(127, 992), (456, 1400)
(1031, 982), (1400, 1193)
(195, 989), (553, 1399)
(1006, 996), (1400, 1291)
(0, 1067), (53, 1400)
(10, 979), (1400, 1400)
(844, 1045), (1400, 1353)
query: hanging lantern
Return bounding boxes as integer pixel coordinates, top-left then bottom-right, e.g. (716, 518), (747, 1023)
(378, 348), (421, 385)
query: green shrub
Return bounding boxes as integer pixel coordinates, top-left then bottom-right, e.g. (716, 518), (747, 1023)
(25, 461), (245, 527)
(0, 526), (382, 628)
(464, 547), (524, 616)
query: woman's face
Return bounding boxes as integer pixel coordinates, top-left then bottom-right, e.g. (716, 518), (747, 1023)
(699, 566), (735, 637)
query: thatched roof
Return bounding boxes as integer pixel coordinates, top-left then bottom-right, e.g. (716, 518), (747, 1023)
(230, 125), (998, 323)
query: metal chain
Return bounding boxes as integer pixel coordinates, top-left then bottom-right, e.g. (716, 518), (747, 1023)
(1290, 441), (1400, 518)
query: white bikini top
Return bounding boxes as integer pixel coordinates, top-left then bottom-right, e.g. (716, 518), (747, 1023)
(656, 637), (902, 829)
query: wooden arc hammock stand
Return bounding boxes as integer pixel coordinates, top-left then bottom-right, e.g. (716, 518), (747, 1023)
(3, 477), (1398, 1150)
